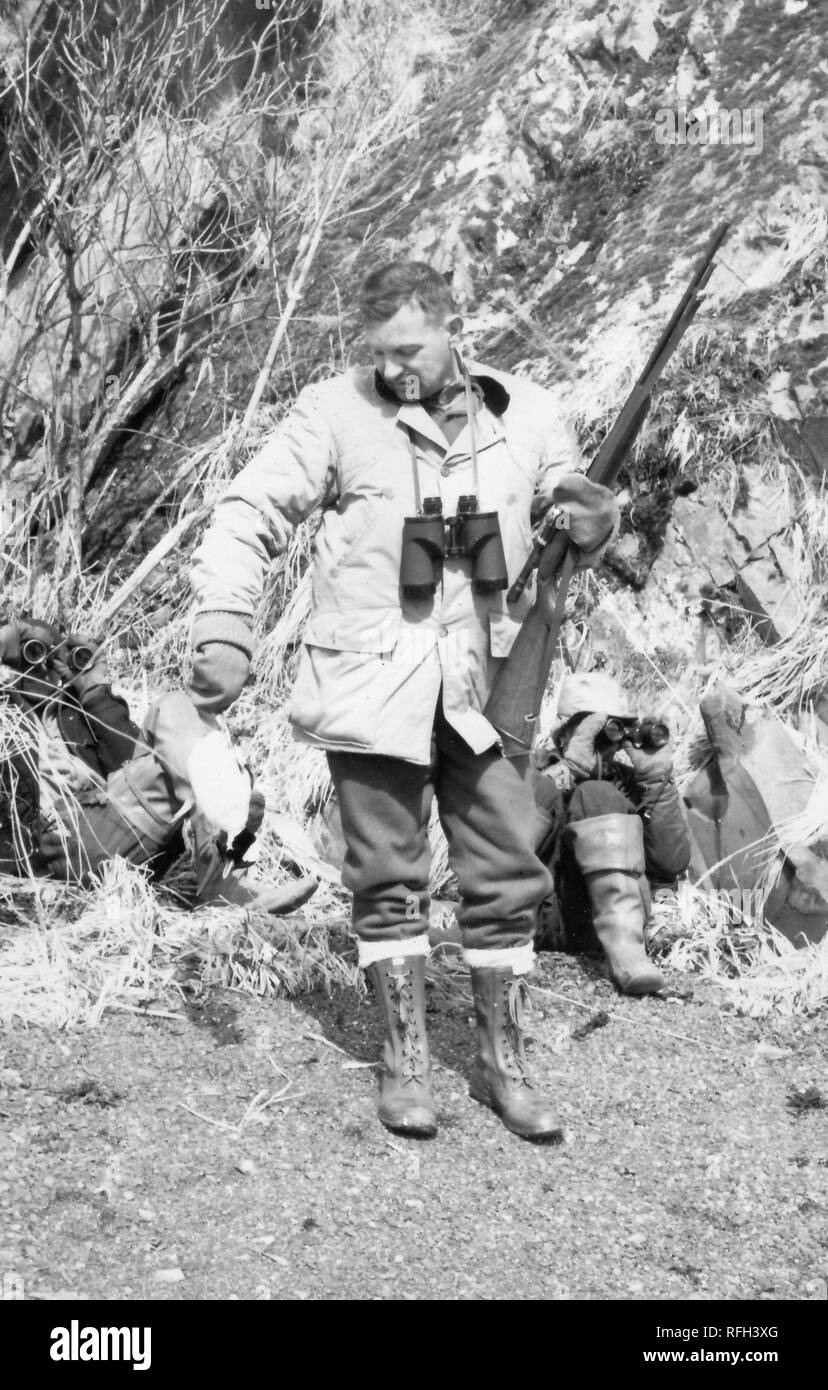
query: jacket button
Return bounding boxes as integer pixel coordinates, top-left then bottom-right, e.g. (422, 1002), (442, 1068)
(440, 464), (451, 476)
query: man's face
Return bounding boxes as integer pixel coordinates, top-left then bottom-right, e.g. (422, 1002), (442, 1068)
(364, 298), (459, 401)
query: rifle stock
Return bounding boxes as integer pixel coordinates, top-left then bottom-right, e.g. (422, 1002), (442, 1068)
(485, 222), (730, 756)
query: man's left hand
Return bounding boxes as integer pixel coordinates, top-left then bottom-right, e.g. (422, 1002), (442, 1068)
(624, 739), (675, 785)
(562, 710), (608, 780)
(551, 472), (619, 570)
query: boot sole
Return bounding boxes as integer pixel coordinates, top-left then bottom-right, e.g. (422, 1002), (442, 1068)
(378, 1109), (438, 1139)
(615, 972), (666, 996)
(469, 1081), (564, 1143)
(207, 873), (320, 915)
(256, 874), (320, 914)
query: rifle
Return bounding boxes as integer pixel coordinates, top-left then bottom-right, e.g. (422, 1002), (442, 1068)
(485, 221), (731, 756)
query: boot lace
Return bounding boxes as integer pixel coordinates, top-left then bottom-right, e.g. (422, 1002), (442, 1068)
(503, 977), (536, 1090)
(389, 966), (428, 1087)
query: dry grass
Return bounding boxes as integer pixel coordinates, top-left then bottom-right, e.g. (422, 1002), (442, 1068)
(650, 882), (828, 1019)
(0, 859), (358, 1030)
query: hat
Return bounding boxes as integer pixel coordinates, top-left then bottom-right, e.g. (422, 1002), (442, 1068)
(556, 671), (631, 722)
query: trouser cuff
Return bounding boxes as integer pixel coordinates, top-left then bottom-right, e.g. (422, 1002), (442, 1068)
(463, 942), (535, 976)
(357, 935), (431, 969)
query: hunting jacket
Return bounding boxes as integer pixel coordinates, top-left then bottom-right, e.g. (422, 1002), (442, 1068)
(191, 359), (583, 765)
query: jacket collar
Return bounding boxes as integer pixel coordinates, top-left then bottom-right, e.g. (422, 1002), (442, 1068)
(373, 360), (510, 417)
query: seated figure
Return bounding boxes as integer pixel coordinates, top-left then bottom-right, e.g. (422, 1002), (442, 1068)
(0, 616), (316, 913)
(532, 671), (691, 994)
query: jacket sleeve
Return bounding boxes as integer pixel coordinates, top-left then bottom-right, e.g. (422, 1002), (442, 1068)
(80, 686), (140, 775)
(640, 779), (692, 882)
(191, 383), (339, 621)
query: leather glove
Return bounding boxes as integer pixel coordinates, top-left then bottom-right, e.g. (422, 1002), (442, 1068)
(551, 472), (619, 570)
(189, 612), (254, 715)
(190, 643), (251, 714)
(624, 738), (675, 786)
(560, 710), (607, 780)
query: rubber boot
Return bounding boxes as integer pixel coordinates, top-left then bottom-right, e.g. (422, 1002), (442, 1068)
(468, 966), (564, 1142)
(365, 953), (437, 1138)
(191, 811), (318, 914)
(563, 812), (665, 995)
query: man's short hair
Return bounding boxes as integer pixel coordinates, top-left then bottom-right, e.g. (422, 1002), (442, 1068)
(358, 261), (456, 325)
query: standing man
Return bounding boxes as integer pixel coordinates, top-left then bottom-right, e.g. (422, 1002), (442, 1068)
(189, 261), (617, 1141)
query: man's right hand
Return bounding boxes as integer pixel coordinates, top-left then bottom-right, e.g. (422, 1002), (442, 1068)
(190, 641), (251, 714)
(562, 710), (608, 780)
(189, 613), (254, 715)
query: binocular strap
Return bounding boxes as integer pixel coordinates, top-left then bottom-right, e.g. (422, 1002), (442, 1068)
(406, 354), (482, 511)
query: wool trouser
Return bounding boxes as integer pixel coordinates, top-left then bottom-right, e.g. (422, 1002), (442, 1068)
(326, 702), (552, 951)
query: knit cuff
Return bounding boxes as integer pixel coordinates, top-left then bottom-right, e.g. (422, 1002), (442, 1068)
(357, 935), (430, 968)
(463, 942), (535, 976)
(192, 611), (254, 658)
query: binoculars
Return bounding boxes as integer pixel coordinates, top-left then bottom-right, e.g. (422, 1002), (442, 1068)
(598, 716), (670, 751)
(21, 637), (95, 672)
(400, 495), (508, 599)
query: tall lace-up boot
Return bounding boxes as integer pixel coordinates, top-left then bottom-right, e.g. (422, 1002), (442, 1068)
(563, 813), (664, 995)
(365, 951), (437, 1138)
(467, 957), (564, 1142)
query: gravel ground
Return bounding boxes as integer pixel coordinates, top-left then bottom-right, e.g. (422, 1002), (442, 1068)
(1, 952), (826, 1304)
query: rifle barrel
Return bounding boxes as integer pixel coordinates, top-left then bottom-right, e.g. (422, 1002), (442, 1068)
(571, 222), (730, 491)
(637, 221), (729, 385)
(486, 221), (731, 752)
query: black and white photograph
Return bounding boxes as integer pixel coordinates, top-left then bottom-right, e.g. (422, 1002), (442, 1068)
(0, 0), (826, 1340)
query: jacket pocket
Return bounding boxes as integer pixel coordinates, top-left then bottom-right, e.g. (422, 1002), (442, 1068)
(289, 613), (420, 752)
(304, 607), (402, 654)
